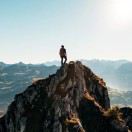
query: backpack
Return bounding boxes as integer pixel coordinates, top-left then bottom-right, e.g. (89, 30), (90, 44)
(60, 48), (66, 57)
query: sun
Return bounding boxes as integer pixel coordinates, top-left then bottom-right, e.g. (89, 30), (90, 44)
(106, 0), (132, 27)
(115, 1), (132, 22)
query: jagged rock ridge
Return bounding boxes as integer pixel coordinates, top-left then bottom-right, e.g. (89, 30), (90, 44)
(0, 61), (131, 132)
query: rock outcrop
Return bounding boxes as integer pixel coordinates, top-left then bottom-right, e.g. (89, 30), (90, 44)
(0, 61), (131, 132)
(120, 107), (132, 131)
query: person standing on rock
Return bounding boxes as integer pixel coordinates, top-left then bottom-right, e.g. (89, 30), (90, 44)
(59, 45), (67, 66)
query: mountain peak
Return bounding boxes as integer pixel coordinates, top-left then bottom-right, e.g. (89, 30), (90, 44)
(0, 61), (131, 132)
(17, 62), (25, 66)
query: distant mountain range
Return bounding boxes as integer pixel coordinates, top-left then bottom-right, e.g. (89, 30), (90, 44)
(44, 59), (132, 91)
(80, 59), (132, 91)
(0, 59), (132, 113)
(44, 60), (61, 66)
(0, 62), (8, 67)
(108, 87), (132, 107)
(0, 63), (58, 109)
(1, 62), (132, 131)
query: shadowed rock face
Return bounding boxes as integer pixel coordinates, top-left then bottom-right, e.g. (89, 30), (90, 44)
(0, 61), (130, 132)
(120, 107), (132, 131)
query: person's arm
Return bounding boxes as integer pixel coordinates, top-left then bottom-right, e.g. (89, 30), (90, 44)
(64, 49), (66, 53)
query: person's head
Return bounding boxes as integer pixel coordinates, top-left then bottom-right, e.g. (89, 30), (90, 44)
(61, 45), (64, 48)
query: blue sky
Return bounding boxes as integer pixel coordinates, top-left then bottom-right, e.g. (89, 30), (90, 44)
(0, 0), (132, 63)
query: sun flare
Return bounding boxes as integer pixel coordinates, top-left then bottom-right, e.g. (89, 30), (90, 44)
(106, 0), (132, 27)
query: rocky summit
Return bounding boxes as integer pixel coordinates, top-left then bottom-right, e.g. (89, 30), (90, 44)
(0, 61), (132, 132)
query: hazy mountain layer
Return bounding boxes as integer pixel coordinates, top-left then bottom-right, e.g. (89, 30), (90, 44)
(0, 63), (58, 109)
(0, 60), (132, 112)
(108, 88), (132, 107)
(44, 59), (132, 91)
(1, 61), (131, 132)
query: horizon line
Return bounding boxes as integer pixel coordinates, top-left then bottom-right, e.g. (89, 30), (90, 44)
(0, 59), (131, 65)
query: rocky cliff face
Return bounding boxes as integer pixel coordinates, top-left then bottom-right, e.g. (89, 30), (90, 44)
(120, 107), (132, 131)
(0, 61), (131, 132)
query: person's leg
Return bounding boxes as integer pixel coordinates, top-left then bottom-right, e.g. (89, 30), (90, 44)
(61, 57), (63, 66)
(64, 56), (67, 64)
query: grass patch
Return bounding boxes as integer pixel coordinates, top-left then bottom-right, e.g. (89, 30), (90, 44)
(103, 106), (123, 121)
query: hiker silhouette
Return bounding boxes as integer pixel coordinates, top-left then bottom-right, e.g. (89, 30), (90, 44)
(59, 45), (67, 66)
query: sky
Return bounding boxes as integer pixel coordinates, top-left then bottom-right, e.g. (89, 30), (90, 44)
(0, 0), (132, 64)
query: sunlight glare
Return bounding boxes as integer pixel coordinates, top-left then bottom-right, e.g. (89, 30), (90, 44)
(106, 0), (132, 28)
